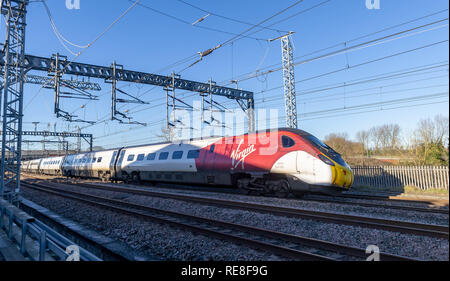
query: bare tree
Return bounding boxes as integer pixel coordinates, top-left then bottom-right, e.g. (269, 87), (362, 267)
(369, 127), (382, 151)
(388, 124), (401, 149)
(356, 130), (370, 156)
(324, 133), (363, 157)
(412, 115), (449, 164)
(381, 124), (401, 149)
(379, 125), (391, 149)
(368, 124), (400, 151)
(433, 114), (449, 147)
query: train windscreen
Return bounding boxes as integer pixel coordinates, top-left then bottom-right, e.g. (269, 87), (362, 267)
(304, 135), (349, 167)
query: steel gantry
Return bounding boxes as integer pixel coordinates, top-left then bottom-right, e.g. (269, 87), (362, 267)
(1, 130), (93, 153)
(19, 54), (255, 131)
(0, 52), (255, 129)
(0, 53), (256, 131)
(0, 0), (28, 202)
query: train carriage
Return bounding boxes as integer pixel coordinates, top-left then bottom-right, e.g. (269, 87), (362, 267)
(62, 149), (119, 180)
(39, 156), (64, 176)
(25, 128), (354, 196)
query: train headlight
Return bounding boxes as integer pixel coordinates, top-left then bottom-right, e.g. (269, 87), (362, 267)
(318, 154), (335, 166)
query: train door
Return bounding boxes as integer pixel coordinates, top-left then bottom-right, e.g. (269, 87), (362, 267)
(115, 149), (126, 179)
(202, 144), (216, 171)
(109, 150), (118, 178)
(212, 143), (227, 171)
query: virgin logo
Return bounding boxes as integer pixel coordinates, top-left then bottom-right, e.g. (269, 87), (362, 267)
(231, 139), (256, 169)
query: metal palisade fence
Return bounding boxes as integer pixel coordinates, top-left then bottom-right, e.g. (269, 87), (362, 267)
(352, 166), (449, 190)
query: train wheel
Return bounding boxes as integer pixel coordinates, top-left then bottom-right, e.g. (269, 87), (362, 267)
(237, 179), (251, 195)
(275, 180), (291, 198)
(132, 173), (141, 184)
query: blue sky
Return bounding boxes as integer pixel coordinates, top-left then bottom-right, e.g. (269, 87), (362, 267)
(4, 0), (448, 150)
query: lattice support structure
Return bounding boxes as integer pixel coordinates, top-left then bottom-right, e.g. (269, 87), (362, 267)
(0, 0), (28, 202)
(281, 35), (297, 129)
(23, 74), (102, 91)
(107, 61), (148, 126)
(165, 73), (180, 129)
(48, 53), (98, 124)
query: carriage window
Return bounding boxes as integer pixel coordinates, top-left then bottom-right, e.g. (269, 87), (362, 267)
(92, 158), (96, 163)
(159, 152), (169, 160)
(172, 151), (183, 160)
(210, 145), (215, 153)
(187, 150), (200, 159)
(97, 157), (102, 163)
(137, 154), (145, 161)
(147, 153), (156, 161)
(127, 155), (135, 161)
(282, 136), (295, 148)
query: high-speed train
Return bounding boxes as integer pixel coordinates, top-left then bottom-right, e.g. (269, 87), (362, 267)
(22, 128), (354, 196)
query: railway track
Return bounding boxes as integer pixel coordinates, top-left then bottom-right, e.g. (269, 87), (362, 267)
(21, 181), (415, 261)
(24, 179), (449, 239)
(303, 195), (449, 214)
(23, 174), (449, 215)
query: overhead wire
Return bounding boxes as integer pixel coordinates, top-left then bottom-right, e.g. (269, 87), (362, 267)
(235, 18), (449, 83)
(25, 0), (141, 113)
(128, 0), (267, 41)
(179, 0), (306, 73)
(39, 5), (450, 145)
(175, 0), (288, 33)
(248, 40), (449, 97)
(73, 35), (450, 138)
(42, 0), (332, 134)
(229, 8), (449, 83)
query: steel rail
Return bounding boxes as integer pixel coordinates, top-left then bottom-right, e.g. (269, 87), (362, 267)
(82, 179), (450, 215)
(23, 174), (448, 215)
(21, 182), (415, 261)
(43, 180), (448, 239)
(303, 195), (449, 215)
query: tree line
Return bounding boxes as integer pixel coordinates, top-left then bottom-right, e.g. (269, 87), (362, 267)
(324, 114), (449, 166)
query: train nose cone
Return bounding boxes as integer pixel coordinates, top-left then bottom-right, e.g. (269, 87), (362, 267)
(333, 165), (353, 188)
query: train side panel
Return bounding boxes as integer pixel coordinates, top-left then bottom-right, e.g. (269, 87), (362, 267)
(63, 150), (119, 180)
(39, 156), (65, 176)
(118, 139), (221, 184)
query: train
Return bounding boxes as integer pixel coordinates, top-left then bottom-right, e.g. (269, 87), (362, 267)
(21, 128), (354, 196)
